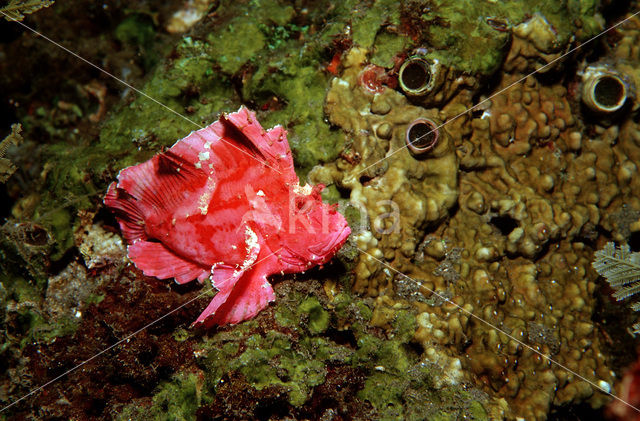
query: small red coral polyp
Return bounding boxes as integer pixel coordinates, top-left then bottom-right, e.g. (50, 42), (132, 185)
(104, 107), (351, 327)
(326, 52), (342, 75)
(358, 64), (397, 94)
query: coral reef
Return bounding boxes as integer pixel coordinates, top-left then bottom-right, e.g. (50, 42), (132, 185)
(311, 41), (616, 418)
(311, 47), (460, 297)
(2, 0), (640, 420)
(306, 4), (637, 420)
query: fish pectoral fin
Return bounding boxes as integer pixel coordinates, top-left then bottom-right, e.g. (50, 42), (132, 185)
(104, 182), (146, 243)
(193, 226), (273, 326)
(113, 148), (208, 219)
(193, 265), (275, 327)
(128, 240), (209, 284)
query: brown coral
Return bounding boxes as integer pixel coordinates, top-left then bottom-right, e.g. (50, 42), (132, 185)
(312, 10), (640, 417)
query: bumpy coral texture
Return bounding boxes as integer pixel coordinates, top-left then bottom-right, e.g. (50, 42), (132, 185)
(104, 107), (350, 326)
(310, 11), (640, 420)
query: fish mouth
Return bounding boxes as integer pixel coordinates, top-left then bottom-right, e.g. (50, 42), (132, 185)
(308, 223), (351, 260)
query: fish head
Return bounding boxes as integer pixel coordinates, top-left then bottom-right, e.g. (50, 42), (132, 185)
(278, 183), (351, 270)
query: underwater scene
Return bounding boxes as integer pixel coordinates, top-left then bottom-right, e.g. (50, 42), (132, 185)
(3, 0), (640, 420)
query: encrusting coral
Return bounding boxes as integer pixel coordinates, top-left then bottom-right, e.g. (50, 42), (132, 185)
(307, 6), (640, 420)
(310, 47), (461, 297)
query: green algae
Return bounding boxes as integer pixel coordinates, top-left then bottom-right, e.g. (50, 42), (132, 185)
(392, 309), (418, 343)
(172, 327), (190, 343)
(40, 208), (73, 261)
(371, 30), (410, 68)
(232, 332), (332, 406)
(98, 40), (237, 158)
(199, 328), (345, 407)
(115, 371), (205, 421)
(0, 275), (79, 348)
(416, 0), (603, 76)
(240, 46), (344, 174)
(113, 283), (490, 418)
(297, 296), (330, 334)
(28, 313), (78, 344)
(332, 291), (372, 335)
(358, 358), (490, 421)
(351, 0), (400, 49)
(208, 19), (266, 74)
(202, 296), (349, 407)
(115, 14), (155, 50)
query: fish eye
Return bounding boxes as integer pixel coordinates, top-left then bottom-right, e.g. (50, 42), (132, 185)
(296, 197), (314, 213)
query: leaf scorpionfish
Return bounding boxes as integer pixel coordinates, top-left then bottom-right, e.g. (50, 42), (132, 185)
(104, 107), (351, 326)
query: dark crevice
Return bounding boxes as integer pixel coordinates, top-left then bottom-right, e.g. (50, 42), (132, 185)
(359, 174), (375, 185)
(490, 215), (519, 236)
(325, 327), (358, 348)
(629, 231), (640, 252)
(49, 246), (81, 276)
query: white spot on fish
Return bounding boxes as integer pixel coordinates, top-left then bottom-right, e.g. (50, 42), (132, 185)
(293, 183), (313, 196)
(245, 226), (259, 255)
(197, 177), (216, 215)
(232, 226), (261, 278)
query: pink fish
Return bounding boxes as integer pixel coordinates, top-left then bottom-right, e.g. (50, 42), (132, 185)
(104, 107), (350, 326)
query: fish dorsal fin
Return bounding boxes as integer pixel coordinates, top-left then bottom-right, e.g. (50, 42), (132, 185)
(217, 107), (295, 176)
(169, 107), (295, 177)
(218, 113), (267, 161)
(156, 149), (204, 180)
